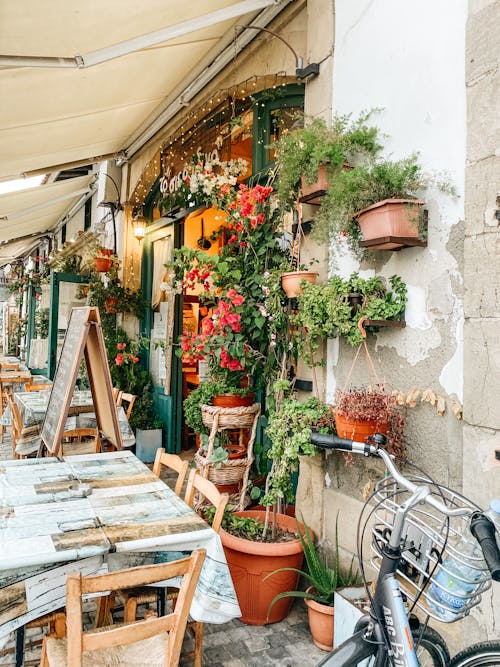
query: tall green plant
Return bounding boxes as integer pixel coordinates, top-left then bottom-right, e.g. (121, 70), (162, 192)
(266, 514), (360, 611)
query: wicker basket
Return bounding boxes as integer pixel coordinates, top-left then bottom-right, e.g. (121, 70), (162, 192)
(194, 449), (252, 485)
(201, 403), (260, 430)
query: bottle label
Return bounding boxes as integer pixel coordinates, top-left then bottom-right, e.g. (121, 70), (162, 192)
(430, 583), (467, 610)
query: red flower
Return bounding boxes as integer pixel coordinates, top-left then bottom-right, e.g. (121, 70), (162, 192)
(115, 354), (124, 366)
(117, 342), (126, 350)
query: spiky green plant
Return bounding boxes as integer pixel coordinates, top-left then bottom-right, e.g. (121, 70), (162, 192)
(265, 514), (360, 612)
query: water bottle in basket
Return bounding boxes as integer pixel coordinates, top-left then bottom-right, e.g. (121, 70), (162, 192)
(427, 523), (484, 622)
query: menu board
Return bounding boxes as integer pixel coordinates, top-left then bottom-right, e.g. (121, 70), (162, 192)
(40, 307), (122, 456)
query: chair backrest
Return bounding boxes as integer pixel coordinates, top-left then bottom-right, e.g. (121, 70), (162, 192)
(61, 428), (101, 455)
(117, 391), (136, 419)
(25, 382), (52, 392)
(65, 549), (206, 667)
(112, 387), (121, 403)
(184, 469), (229, 533)
(153, 448), (189, 496)
(5, 390), (21, 438)
(0, 362), (19, 371)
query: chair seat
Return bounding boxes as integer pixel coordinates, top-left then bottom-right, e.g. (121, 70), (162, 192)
(45, 632), (169, 667)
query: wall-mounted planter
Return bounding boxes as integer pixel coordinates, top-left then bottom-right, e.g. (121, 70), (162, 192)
(355, 198), (427, 250)
(299, 164), (330, 204)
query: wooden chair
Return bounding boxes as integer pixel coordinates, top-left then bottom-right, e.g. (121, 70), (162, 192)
(5, 390), (42, 458)
(25, 381), (52, 392)
(60, 428), (101, 455)
(153, 448), (189, 496)
(40, 549), (206, 667)
(112, 387), (121, 403)
(116, 391), (137, 420)
(123, 471), (228, 667)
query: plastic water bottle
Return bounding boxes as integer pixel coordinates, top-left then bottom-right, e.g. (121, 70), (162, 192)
(427, 522), (484, 622)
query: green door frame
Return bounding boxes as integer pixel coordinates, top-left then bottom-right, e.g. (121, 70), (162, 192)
(47, 272), (89, 379)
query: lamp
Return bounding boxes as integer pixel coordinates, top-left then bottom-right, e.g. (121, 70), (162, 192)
(133, 211), (147, 241)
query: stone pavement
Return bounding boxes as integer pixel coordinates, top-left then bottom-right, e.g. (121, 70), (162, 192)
(0, 434), (327, 666)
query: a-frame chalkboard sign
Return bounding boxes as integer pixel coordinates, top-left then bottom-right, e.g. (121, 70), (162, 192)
(39, 306), (123, 456)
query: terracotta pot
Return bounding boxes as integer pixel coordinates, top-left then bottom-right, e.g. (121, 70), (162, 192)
(334, 411), (388, 443)
(104, 296), (119, 314)
(355, 198), (424, 249)
(212, 393), (256, 408)
(301, 164), (330, 198)
(100, 248), (114, 256)
(94, 257), (112, 272)
(305, 589), (334, 651)
(281, 271), (319, 299)
(220, 510), (306, 625)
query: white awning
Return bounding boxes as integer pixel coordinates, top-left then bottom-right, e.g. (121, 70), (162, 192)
(0, 175), (95, 244)
(0, 0), (289, 180)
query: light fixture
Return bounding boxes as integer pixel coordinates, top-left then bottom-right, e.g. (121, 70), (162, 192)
(133, 211), (147, 241)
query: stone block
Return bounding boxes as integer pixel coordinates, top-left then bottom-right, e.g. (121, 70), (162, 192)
(463, 233), (500, 318)
(464, 157), (500, 237)
(463, 321), (500, 429)
(466, 73), (500, 164)
(296, 453), (325, 538)
(462, 423), (500, 505)
(466, 1), (500, 85)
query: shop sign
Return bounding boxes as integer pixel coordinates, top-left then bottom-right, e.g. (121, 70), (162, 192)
(159, 147), (220, 195)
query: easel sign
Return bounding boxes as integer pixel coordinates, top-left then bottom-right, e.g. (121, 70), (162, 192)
(40, 307), (122, 456)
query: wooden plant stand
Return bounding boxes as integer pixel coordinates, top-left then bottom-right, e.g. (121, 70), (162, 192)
(194, 403), (261, 510)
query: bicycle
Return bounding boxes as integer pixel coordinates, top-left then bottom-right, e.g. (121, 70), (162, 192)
(309, 432), (500, 666)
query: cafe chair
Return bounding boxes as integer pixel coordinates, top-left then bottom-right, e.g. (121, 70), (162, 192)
(121, 472), (227, 667)
(61, 428), (101, 455)
(5, 390), (42, 458)
(112, 387), (121, 403)
(116, 391), (137, 420)
(25, 381), (52, 392)
(40, 549), (206, 667)
(152, 448), (189, 497)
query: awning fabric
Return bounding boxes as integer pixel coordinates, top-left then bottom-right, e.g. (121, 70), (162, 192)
(0, 1), (277, 180)
(0, 175), (94, 244)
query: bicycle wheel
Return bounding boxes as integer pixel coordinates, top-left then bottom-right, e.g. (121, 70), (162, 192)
(412, 627), (450, 667)
(450, 641), (500, 666)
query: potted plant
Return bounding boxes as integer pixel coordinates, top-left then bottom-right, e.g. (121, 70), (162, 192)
(218, 387), (337, 625)
(266, 515), (360, 651)
(312, 153), (456, 250)
(273, 112), (382, 210)
(293, 273), (407, 366)
(131, 383), (164, 463)
(94, 247), (116, 272)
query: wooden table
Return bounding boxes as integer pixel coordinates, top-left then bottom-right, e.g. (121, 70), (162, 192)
(0, 452), (240, 648)
(6, 390), (135, 452)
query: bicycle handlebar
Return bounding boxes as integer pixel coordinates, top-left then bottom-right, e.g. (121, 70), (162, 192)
(311, 431), (500, 579)
(311, 432), (468, 517)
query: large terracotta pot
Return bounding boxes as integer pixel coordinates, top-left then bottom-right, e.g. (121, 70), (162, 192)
(334, 411), (388, 443)
(305, 589), (334, 651)
(301, 164), (330, 198)
(355, 198), (424, 249)
(281, 271), (319, 298)
(212, 393), (256, 408)
(220, 510), (306, 625)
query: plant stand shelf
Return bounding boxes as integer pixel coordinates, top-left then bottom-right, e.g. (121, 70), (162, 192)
(361, 319), (406, 329)
(359, 236), (427, 250)
(196, 403), (261, 510)
(298, 190), (326, 205)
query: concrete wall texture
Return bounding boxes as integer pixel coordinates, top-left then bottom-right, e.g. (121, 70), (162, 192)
(297, 0), (499, 650)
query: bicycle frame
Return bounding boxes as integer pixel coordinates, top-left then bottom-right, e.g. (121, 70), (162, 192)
(318, 487), (428, 667)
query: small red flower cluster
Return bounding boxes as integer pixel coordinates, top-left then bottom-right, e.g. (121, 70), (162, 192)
(115, 342), (139, 366)
(225, 184), (273, 245)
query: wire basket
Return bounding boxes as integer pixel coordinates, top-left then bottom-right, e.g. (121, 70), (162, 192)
(370, 477), (491, 623)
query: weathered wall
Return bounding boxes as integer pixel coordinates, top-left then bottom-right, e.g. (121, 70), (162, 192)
(462, 0), (500, 644)
(296, 0), (500, 652)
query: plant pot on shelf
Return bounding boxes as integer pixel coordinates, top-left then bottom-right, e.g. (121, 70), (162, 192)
(94, 257), (112, 272)
(281, 271), (319, 299)
(304, 587), (334, 651)
(220, 510), (307, 625)
(355, 198), (425, 250)
(300, 164), (330, 200)
(334, 411), (388, 443)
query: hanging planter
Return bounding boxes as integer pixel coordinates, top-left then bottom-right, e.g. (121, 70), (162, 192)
(333, 410), (389, 442)
(94, 257), (112, 272)
(281, 271), (318, 299)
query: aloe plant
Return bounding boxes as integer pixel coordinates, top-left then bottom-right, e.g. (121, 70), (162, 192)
(266, 514), (360, 611)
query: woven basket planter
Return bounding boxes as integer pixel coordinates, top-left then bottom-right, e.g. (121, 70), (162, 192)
(194, 449), (250, 485)
(201, 403), (260, 430)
